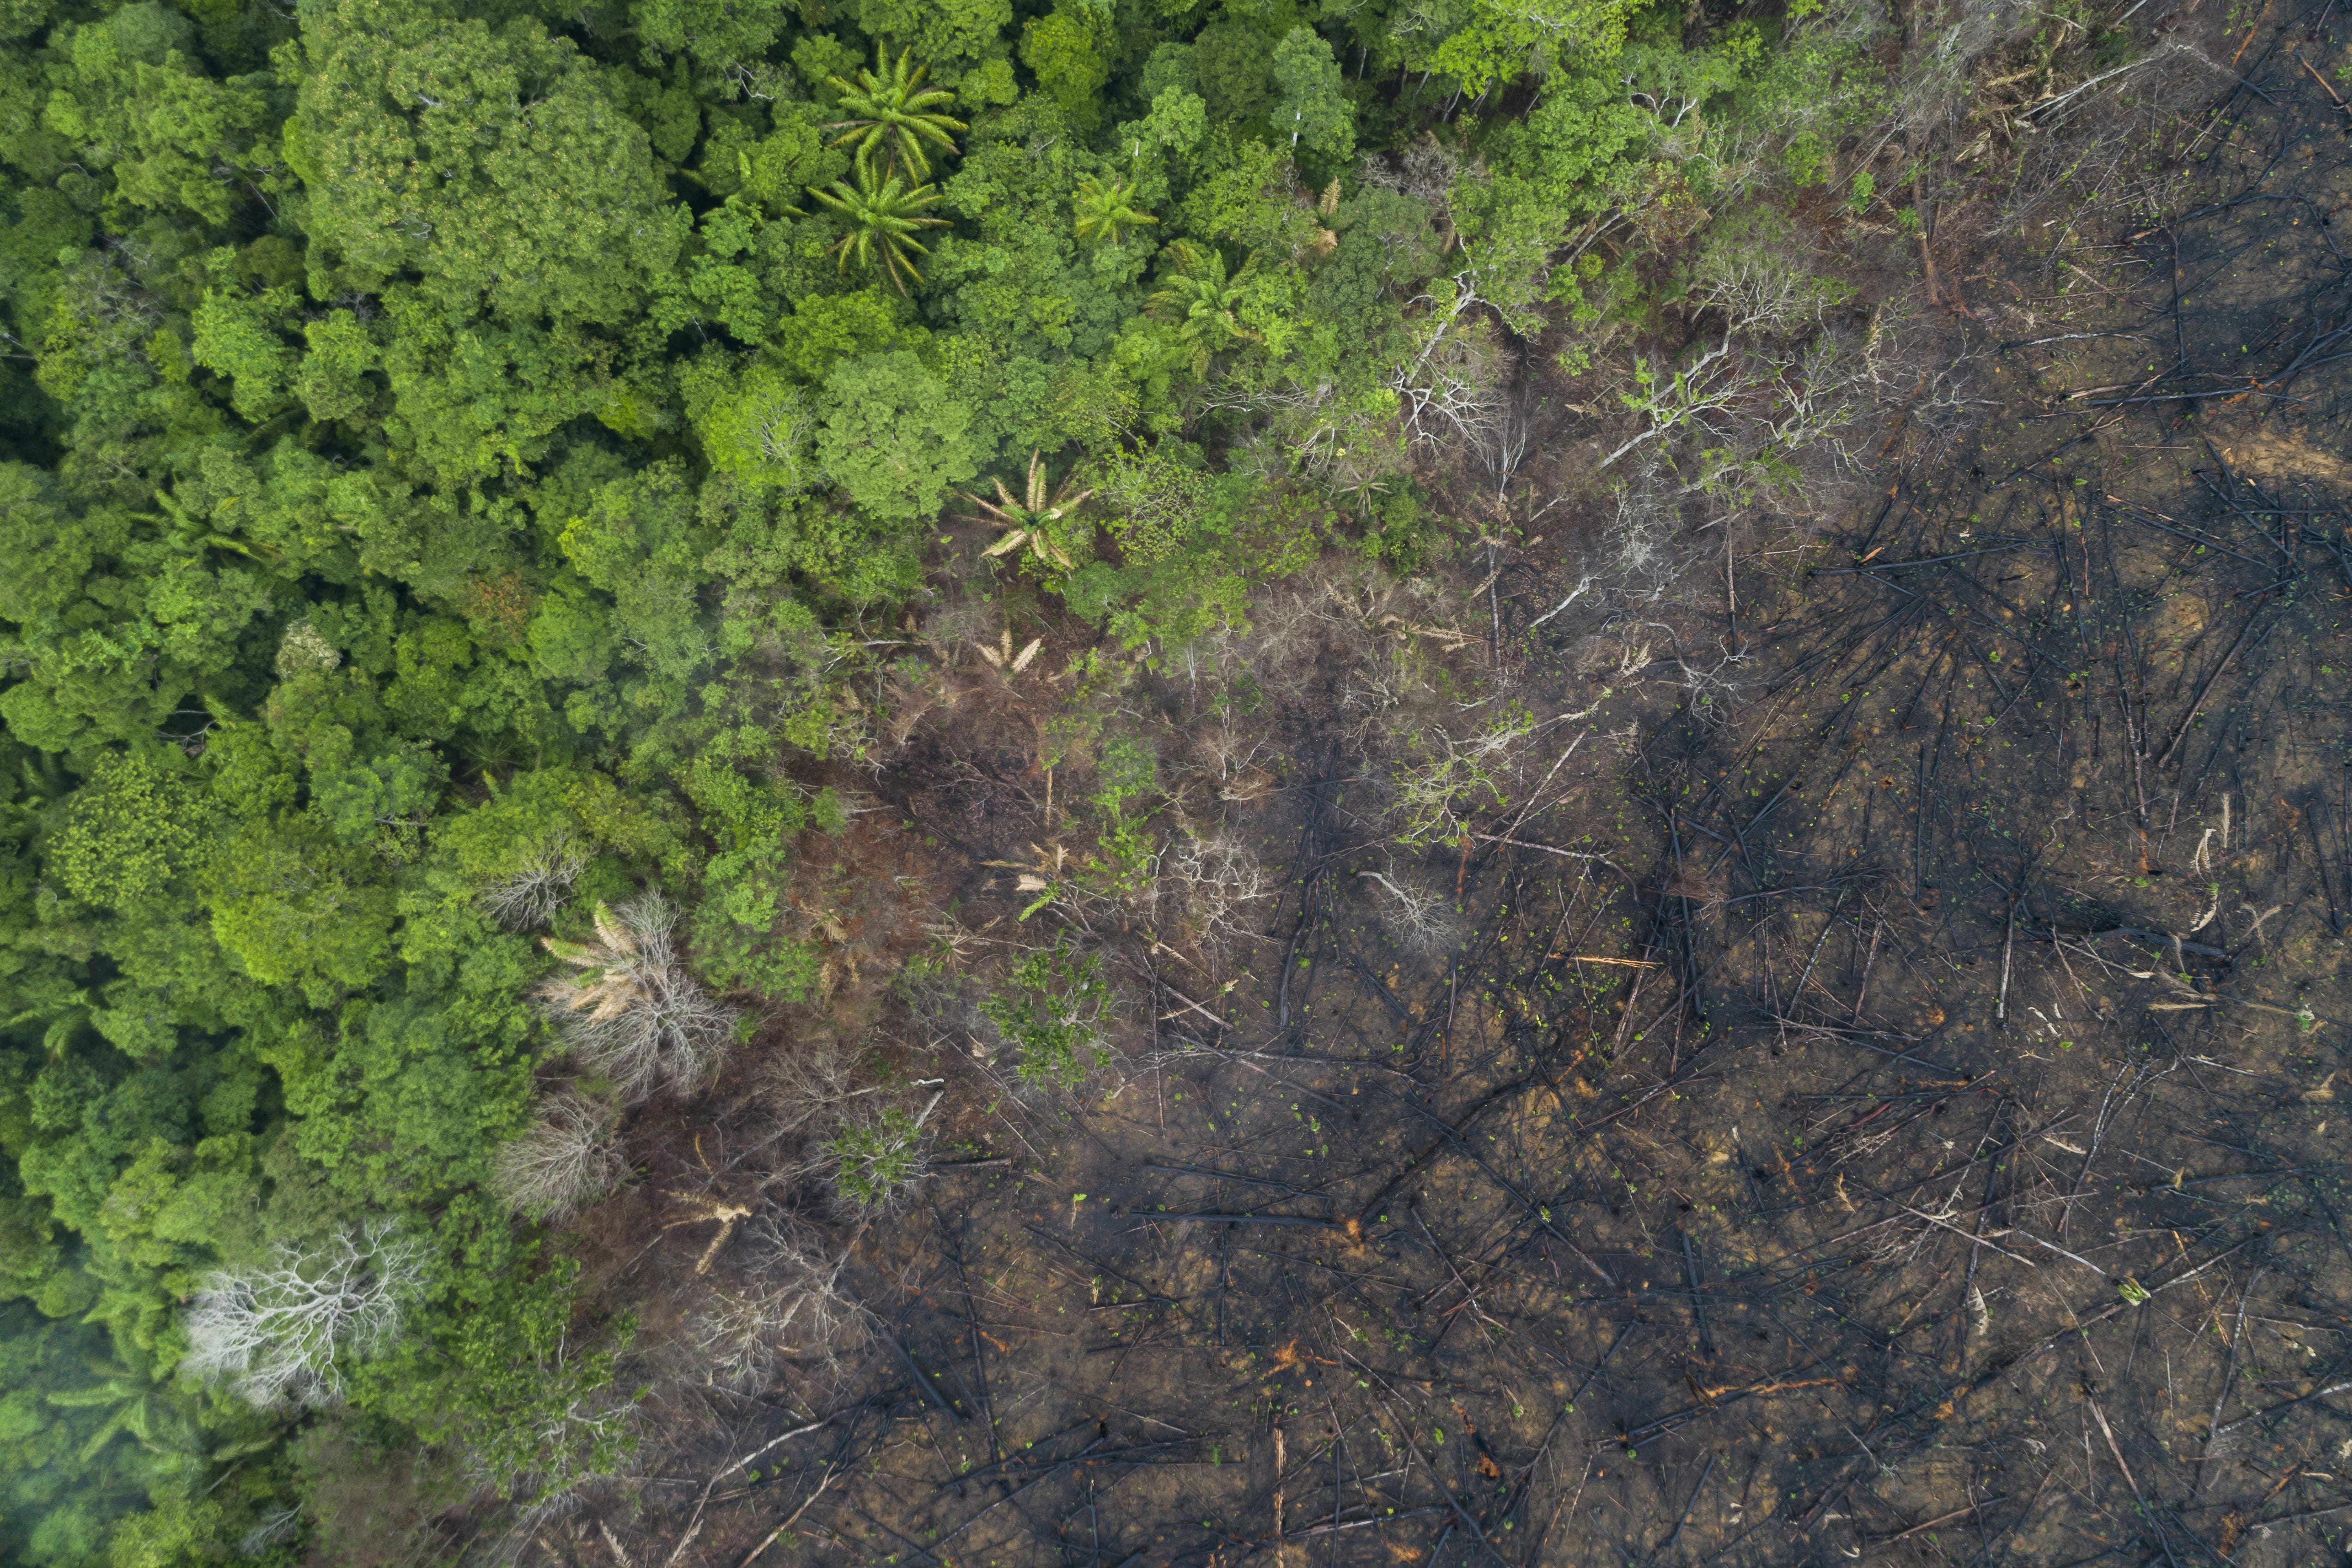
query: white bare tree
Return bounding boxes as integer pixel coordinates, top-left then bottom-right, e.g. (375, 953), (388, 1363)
(1389, 306), (1508, 458)
(492, 1089), (627, 1222)
(479, 836), (589, 931)
(691, 1219), (871, 1389)
(1167, 832), (1275, 954)
(1600, 462), (1684, 597)
(539, 895), (738, 1102)
(183, 1222), (428, 1410)
(237, 1507), (303, 1556)
(715, 377), (819, 494)
(1358, 868), (1459, 955)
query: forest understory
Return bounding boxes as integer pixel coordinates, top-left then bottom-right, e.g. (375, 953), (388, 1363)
(3, 0), (2350, 1564)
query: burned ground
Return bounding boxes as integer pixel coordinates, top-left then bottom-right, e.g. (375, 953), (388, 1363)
(545, 13), (2352, 1568)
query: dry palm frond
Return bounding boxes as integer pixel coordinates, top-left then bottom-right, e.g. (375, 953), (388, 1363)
(540, 900), (647, 1021)
(660, 1191), (755, 1276)
(981, 842), (1070, 918)
(970, 626), (1045, 672)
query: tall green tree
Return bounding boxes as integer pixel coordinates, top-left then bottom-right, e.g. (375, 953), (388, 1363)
(42, 3), (279, 228)
(1402, 0), (1638, 97)
(1021, 3), (1116, 131)
(849, 0), (1011, 73)
(815, 350), (978, 527)
(1271, 26), (1355, 165)
(293, 0), (681, 324)
(630, 0), (796, 69)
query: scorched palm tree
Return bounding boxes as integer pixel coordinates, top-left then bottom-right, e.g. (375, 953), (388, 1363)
(968, 450), (1095, 571)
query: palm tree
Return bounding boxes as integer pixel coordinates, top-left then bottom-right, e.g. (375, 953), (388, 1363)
(1072, 175), (1155, 247)
(825, 45), (967, 180)
(1146, 242), (1257, 377)
(805, 151), (950, 294)
(968, 450), (1095, 571)
(7, 981), (97, 1058)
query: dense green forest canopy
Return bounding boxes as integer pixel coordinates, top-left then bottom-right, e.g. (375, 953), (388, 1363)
(0, 0), (1910, 1556)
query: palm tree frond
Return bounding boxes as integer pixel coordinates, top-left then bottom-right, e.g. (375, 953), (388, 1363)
(808, 151), (949, 294)
(591, 901), (632, 953)
(1073, 175), (1158, 247)
(821, 46), (968, 181)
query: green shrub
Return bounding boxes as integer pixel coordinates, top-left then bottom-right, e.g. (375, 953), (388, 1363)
(978, 939), (1111, 1089)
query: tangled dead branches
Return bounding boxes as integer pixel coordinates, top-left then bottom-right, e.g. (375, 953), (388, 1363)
(1166, 832), (1275, 958)
(539, 895), (738, 1102)
(479, 836), (590, 931)
(491, 1089), (627, 1222)
(690, 1217), (871, 1391)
